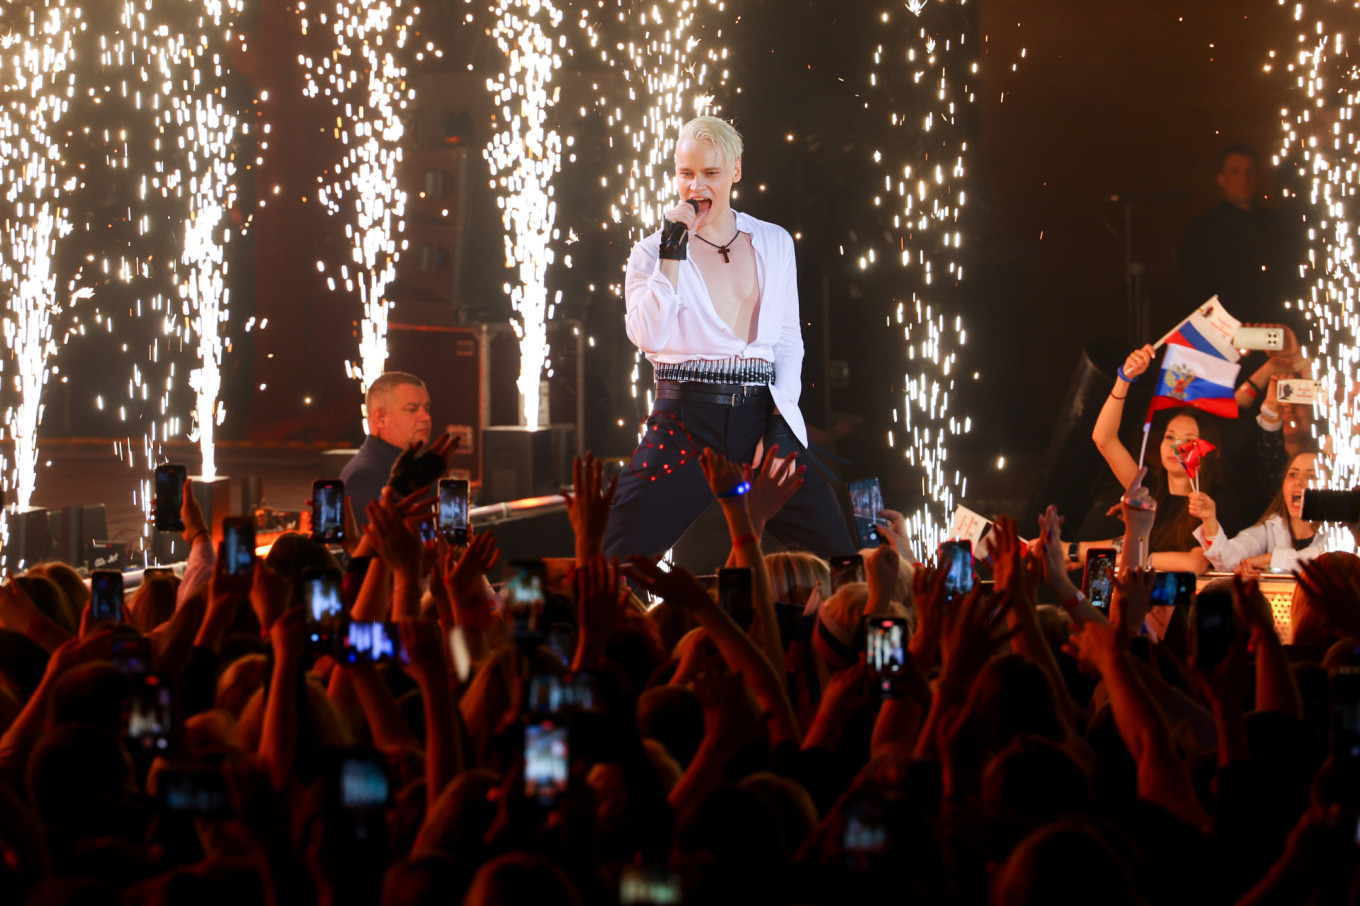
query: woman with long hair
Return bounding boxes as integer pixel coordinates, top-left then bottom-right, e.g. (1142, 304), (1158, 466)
(1191, 448), (1325, 573)
(1089, 344), (1231, 573)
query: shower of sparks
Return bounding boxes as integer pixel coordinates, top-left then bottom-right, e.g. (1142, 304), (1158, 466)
(301, 0), (413, 411)
(1272, 0), (1360, 548)
(590, 0), (725, 236)
(484, 0), (565, 429)
(0, 3), (80, 535)
(865, 1), (975, 559)
(579, 0), (730, 422)
(116, 0), (248, 483)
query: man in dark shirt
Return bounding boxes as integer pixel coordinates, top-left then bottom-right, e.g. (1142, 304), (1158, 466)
(1179, 143), (1301, 328)
(340, 371), (439, 529)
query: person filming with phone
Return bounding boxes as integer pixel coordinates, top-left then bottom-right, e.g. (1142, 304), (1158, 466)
(603, 116), (853, 561)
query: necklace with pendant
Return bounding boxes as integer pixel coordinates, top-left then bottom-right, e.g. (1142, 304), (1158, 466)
(693, 228), (742, 263)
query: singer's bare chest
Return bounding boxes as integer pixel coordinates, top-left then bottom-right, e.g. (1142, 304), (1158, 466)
(694, 232), (760, 343)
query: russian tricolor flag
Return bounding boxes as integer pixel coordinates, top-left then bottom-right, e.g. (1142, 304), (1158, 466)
(1158, 296), (1241, 363)
(1149, 345), (1241, 420)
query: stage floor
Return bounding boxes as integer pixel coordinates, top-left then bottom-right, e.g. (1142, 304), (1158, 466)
(21, 439), (1041, 564)
(27, 441), (331, 549)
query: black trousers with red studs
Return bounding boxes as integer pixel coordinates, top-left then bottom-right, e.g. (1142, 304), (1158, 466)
(602, 386), (855, 564)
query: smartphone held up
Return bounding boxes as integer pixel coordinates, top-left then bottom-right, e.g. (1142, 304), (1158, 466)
(153, 464), (188, 532)
(311, 479), (345, 545)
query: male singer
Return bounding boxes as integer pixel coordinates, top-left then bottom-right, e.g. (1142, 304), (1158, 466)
(603, 116), (854, 560)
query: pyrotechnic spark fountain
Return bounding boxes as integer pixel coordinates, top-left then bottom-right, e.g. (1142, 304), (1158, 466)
(864, 0), (976, 558)
(115, 0), (247, 482)
(1272, 0), (1360, 547)
(483, 0), (565, 429)
(579, 0), (730, 421)
(300, 0), (413, 407)
(0, 2), (80, 528)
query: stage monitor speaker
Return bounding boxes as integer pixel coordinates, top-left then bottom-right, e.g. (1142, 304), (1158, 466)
(48, 503), (109, 567)
(385, 324), (482, 484)
(3, 506), (50, 569)
(481, 426), (574, 503)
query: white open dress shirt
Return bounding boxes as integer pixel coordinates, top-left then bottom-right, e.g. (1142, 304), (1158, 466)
(624, 210), (809, 447)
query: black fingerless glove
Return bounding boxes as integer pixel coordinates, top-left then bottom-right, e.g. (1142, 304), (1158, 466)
(659, 218), (689, 261)
(388, 446), (447, 497)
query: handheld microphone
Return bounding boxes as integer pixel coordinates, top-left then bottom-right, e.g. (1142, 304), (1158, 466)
(686, 199), (700, 214)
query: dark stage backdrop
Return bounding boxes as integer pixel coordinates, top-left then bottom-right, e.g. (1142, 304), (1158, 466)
(67, 0), (1292, 495)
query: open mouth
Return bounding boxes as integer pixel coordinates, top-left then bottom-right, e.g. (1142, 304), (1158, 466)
(689, 197), (712, 212)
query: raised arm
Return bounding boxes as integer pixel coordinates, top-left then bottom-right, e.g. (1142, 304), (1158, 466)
(725, 444), (803, 564)
(364, 492), (425, 620)
(1234, 575), (1302, 718)
(399, 617), (463, 806)
(339, 661), (419, 752)
(1092, 345), (1156, 490)
(259, 607), (304, 790)
(700, 447), (783, 671)
(1065, 584), (1209, 829)
(0, 628), (114, 785)
(0, 574), (72, 653)
(629, 557), (799, 746)
(176, 477), (216, 604)
(1035, 505), (1109, 626)
(864, 544), (901, 616)
(441, 532), (502, 666)
(624, 228), (684, 350)
(668, 665), (764, 810)
(1193, 508), (1272, 574)
(561, 452), (618, 565)
(988, 516), (1080, 731)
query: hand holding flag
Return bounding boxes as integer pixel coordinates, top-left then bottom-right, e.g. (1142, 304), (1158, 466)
(1172, 438), (1217, 494)
(1149, 345), (1241, 421)
(1156, 296), (1242, 363)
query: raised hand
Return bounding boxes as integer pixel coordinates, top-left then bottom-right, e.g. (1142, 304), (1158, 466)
(699, 446), (749, 501)
(1110, 566), (1156, 638)
(574, 555), (630, 646)
(986, 515), (1024, 591)
(877, 508), (910, 553)
(268, 605), (306, 668)
(249, 559), (292, 633)
(388, 433), (459, 498)
(1120, 344), (1156, 382)
(180, 477), (210, 545)
(805, 657), (872, 750)
(745, 444), (804, 535)
(561, 452), (618, 561)
(0, 573), (45, 635)
(398, 617), (447, 688)
(1188, 492), (1219, 538)
(1295, 556), (1360, 641)
(692, 664), (763, 754)
(626, 556), (714, 614)
(908, 564), (948, 666)
(365, 490), (425, 580)
(663, 198), (702, 232)
(47, 626), (115, 676)
(1035, 505), (1075, 582)
(938, 587), (1018, 687)
(865, 544), (901, 611)
(445, 530), (501, 609)
(1063, 615), (1125, 677)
